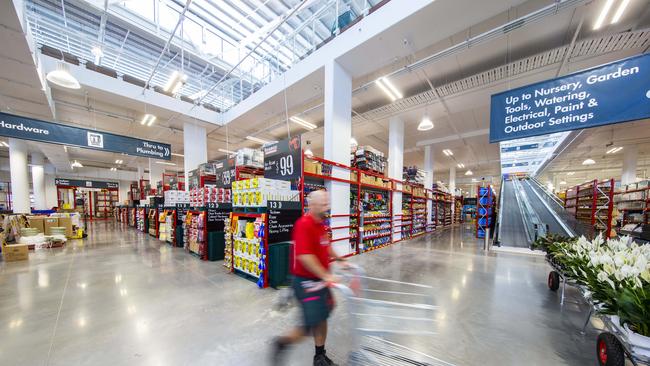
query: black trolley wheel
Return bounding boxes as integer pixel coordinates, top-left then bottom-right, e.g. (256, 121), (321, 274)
(548, 271), (560, 291)
(597, 332), (625, 366)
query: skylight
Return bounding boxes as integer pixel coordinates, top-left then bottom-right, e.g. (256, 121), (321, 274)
(499, 132), (570, 176)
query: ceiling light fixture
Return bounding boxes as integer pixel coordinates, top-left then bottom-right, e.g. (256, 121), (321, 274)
(110, 167), (117, 171)
(417, 116), (434, 131)
(0, 141), (8, 148)
(163, 71), (188, 94)
(218, 148), (236, 154)
(140, 114), (156, 126)
(46, 62), (81, 89)
(70, 160), (83, 168)
(594, 0), (615, 30)
(350, 137), (358, 146)
(582, 158), (596, 165)
(155, 161), (177, 166)
(606, 146), (623, 154)
(471, 178), (478, 182)
(611, 0), (631, 24)
(465, 170), (473, 176)
(457, 163), (465, 168)
(567, 171), (575, 175)
(188, 89), (208, 100)
(560, 181), (567, 185)
(442, 149), (453, 156)
(246, 135), (271, 145)
(115, 159), (123, 164)
(171, 153), (184, 157)
(375, 77), (402, 101)
(289, 116), (317, 130)
(91, 46), (103, 64)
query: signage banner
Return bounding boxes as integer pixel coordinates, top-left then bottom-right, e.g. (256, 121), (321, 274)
(490, 54), (650, 143)
(214, 157), (236, 188)
(263, 136), (301, 181)
(55, 178), (119, 189)
(500, 143), (539, 153)
(0, 112), (171, 160)
(267, 200), (301, 243)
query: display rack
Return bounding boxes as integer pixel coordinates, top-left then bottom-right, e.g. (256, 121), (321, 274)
(476, 186), (495, 238)
(229, 212), (269, 288)
(425, 189), (436, 233)
(614, 180), (649, 228)
(564, 179), (615, 238)
(185, 210), (206, 258)
(136, 207), (147, 232)
(410, 186), (427, 238)
(454, 196), (463, 224)
(148, 207), (159, 237)
(399, 186), (413, 241)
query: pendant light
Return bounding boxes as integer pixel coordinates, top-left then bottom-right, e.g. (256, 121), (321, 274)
(46, 62), (81, 89)
(418, 115), (434, 131)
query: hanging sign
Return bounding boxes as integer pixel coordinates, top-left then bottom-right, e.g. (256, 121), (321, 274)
(263, 135), (301, 181)
(267, 200), (301, 243)
(214, 157), (236, 188)
(206, 202), (231, 231)
(55, 178), (119, 189)
(0, 112), (171, 160)
(490, 54), (650, 143)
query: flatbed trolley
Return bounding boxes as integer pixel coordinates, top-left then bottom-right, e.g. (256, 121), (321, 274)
(333, 264), (455, 366)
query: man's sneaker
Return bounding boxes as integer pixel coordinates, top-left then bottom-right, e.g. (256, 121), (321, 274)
(270, 338), (288, 366)
(313, 353), (339, 366)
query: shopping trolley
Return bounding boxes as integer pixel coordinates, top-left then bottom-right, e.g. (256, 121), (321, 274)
(331, 264), (455, 366)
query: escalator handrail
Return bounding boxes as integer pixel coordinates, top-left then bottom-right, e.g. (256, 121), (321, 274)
(523, 179), (576, 238)
(512, 177), (546, 244)
(496, 177), (506, 244)
(529, 176), (565, 208)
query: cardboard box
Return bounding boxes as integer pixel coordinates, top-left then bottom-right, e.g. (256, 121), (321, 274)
(57, 217), (74, 238)
(304, 161), (320, 175)
(28, 217), (45, 233)
(2, 244), (29, 262)
(44, 217), (59, 235)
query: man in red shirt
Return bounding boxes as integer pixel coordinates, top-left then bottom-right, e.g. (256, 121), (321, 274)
(271, 190), (345, 366)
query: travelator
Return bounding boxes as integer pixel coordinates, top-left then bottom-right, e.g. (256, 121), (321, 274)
(494, 175), (593, 248)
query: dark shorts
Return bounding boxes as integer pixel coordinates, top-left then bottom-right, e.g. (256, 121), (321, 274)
(292, 276), (335, 329)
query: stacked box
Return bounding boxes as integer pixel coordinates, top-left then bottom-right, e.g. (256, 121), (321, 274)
(234, 148), (264, 168)
(189, 186), (232, 206)
(352, 145), (386, 174)
(232, 178), (297, 207)
(164, 190), (190, 206)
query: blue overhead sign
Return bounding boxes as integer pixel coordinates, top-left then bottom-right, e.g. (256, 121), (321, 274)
(500, 143), (539, 153)
(490, 54), (650, 143)
(0, 112), (171, 160)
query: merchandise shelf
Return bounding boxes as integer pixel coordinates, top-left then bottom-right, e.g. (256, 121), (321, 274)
(614, 181), (650, 229)
(563, 179), (615, 238)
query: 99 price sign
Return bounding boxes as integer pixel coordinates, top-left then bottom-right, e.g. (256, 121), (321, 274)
(263, 136), (301, 181)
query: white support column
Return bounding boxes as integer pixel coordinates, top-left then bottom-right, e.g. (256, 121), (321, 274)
(183, 122), (208, 192)
(324, 59), (352, 255)
(9, 138), (30, 213)
(424, 146), (434, 228)
(621, 145), (638, 185)
(388, 117), (404, 242)
(31, 152), (47, 210)
(148, 158), (165, 191)
(449, 165), (456, 221)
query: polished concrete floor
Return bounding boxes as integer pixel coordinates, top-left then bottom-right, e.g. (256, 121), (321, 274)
(1, 221), (603, 365)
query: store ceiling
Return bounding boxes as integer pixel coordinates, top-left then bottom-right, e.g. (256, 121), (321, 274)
(0, 0), (649, 188)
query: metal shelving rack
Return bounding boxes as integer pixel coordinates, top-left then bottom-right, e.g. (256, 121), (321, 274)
(564, 179), (615, 238)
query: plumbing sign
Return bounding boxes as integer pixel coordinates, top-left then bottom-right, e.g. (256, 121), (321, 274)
(490, 53), (650, 143)
(0, 112), (171, 160)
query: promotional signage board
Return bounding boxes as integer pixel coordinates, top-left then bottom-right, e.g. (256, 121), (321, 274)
(490, 54), (650, 143)
(263, 136), (301, 181)
(55, 178), (119, 189)
(267, 200), (301, 243)
(0, 112), (171, 160)
(214, 158), (236, 188)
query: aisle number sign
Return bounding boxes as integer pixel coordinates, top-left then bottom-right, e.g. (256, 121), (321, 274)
(0, 112), (171, 160)
(490, 53), (650, 142)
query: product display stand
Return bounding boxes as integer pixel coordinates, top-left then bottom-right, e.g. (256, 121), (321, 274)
(410, 185), (427, 237)
(148, 206), (159, 237)
(454, 196), (463, 224)
(476, 186), (495, 238)
(614, 180), (649, 239)
(426, 189), (436, 233)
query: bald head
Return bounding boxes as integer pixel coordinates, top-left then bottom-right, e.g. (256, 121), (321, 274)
(307, 190), (330, 220)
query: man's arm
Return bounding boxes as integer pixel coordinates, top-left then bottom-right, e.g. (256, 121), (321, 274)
(297, 254), (335, 282)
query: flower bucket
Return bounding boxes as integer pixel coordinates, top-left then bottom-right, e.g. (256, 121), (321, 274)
(610, 315), (650, 358)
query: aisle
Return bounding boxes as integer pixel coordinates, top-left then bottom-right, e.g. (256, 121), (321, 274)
(0, 221), (596, 365)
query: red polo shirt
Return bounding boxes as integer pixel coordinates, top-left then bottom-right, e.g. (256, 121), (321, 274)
(291, 213), (330, 279)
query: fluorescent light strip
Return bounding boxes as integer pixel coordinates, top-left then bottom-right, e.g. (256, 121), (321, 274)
(611, 0), (630, 23)
(375, 79), (397, 102)
(289, 116), (317, 130)
(164, 71), (187, 93)
(443, 149), (453, 156)
(381, 77), (402, 99)
(140, 114), (156, 126)
(594, 0), (615, 30)
(606, 146), (623, 154)
(457, 163), (465, 168)
(0, 141), (9, 148)
(115, 159), (123, 164)
(155, 161), (177, 166)
(246, 135), (271, 144)
(171, 153), (184, 157)
(218, 148), (236, 154)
